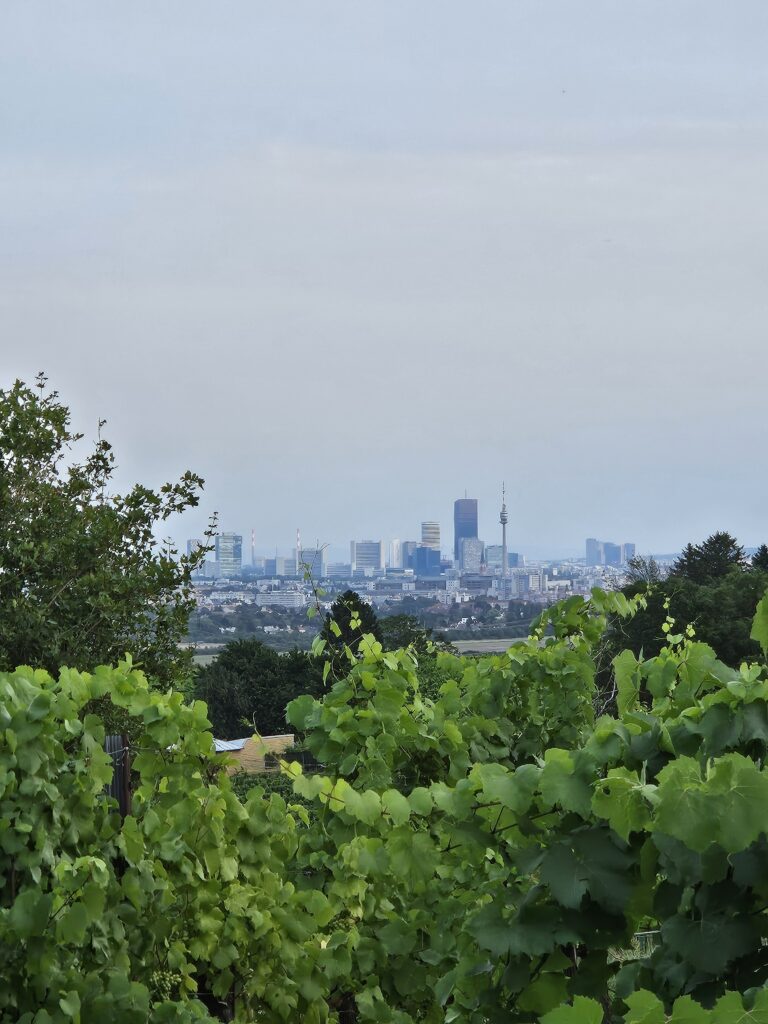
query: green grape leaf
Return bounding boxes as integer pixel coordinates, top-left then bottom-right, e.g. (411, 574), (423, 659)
(382, 789), (411, 826)
(57, 902), (89, 945)
(518, 972), (568, 1014)
(540, 995), (603, 1024)
(286, 693), (317, 730)
(540, 748), (595, 817)
(344, 788), (382, 825)
(386, 830), (438, 886)
(668, 995), (712, 1024)
(710, 990), (767, 1024)
(655, 754), (768, 853)
(408, 787), (433, 816)
(592, 766), (655, 841)
(613, 649), (642, 716)
(751, 592), (768, 657)
(624, 990), (666, 1024)
(540, 844), (588, 908)
(378, 918), (417, 955)
(473, 761), (539, 813)
(662, 913), (759, 975)
(58, 991), (81, 1022)
(8, 889), (53, 938)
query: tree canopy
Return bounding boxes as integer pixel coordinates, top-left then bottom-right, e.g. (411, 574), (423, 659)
(377, 613), (453, 655)
(606, 533), (767, 671)
(319, 589), (382, 675)
(0, 375), (209, 686)
(193, 638), (324, 739)
(752, 544), (768, 572)
(671, 530), (745, 583)
(624, 554), (663, 585)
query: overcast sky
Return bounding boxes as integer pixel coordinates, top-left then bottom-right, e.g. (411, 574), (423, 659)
(2, 2), (767, 559)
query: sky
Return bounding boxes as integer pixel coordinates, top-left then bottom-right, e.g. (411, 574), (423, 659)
(2, 2), (767, 560)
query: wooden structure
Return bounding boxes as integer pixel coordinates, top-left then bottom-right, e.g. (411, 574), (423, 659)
(214, 734), (295, 774)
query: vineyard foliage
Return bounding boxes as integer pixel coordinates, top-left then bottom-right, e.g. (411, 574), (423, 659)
(2, 589), (768, 1022)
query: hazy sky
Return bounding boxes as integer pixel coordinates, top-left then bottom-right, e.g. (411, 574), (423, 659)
(2, 2), (767, 559)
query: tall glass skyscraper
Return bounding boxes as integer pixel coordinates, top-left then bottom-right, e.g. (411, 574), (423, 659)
(453, 498), (478, 561)
(215, 532), (242, 578)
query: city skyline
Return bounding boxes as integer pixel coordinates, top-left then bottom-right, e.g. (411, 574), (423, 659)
(188, 492), (649, 567)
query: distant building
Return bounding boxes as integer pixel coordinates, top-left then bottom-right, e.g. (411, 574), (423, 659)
(421, 521), (441, 551)
(295, 546), (326, 580)
(454, 498), (479, 561)
(263, 556), (297, 576)
(486, 546), (520, 571)
(401, 541), (419, 571)
(586, 537), (635, 567)
(350, 540), (384, 572)
(327, 563), (352, 578)
(254, 592), (306, 609)
(586, 538), (603, 566)
(528, 570), (549, 593)
(415, 545), (441, 576)
(459, 537), (484, 574)
(215, 533), (242, 578)
(389, 539), (403, 569)
(603, 542), (622, 568)
(188, 538), (209, 578)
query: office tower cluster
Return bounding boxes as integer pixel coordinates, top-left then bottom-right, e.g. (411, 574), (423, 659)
(585, 538), (636, 567)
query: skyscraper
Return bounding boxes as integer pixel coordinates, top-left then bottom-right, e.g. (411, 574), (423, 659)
(389, 539), (403, 569)
(350, 540), (384, 572)
(215, 532), (243, 578)
(454, 497), (478, 561)
(586, 538), (603, 566)
(421, 521), (440, 551)
(295, 546), (326, 579)
(621, 543), (636, 564)
(459, 537), (484, 574)
(415, 545), (441, 576)
(603, 542), (622, 568)
(401, 541), (419, 570)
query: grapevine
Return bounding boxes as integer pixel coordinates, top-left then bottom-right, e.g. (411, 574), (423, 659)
(1, 588), (768, 1022)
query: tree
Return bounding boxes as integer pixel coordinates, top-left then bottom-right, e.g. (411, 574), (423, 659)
(0, 375), (210, 685)
(671, 531), (746, 583)
(378, 613), (455, 654)
(319, 590), (381, 674)
(752, 544), (768, 572)
(609, 568), (768, 668)
(625, 554), (663, 585)
(193, 638), (324, 739)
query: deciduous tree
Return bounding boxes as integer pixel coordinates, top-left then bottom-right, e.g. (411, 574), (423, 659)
(0, 375), (211, 685)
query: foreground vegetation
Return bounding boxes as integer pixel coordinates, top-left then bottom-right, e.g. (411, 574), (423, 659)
(5, 378), (768, 1022)
(3, 587), (768, 1022)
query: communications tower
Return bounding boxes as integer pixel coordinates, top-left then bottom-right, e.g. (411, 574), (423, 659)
(500, 483), (509, 599)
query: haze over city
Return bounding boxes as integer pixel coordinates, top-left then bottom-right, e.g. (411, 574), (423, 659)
(3, 2), (767, 557)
